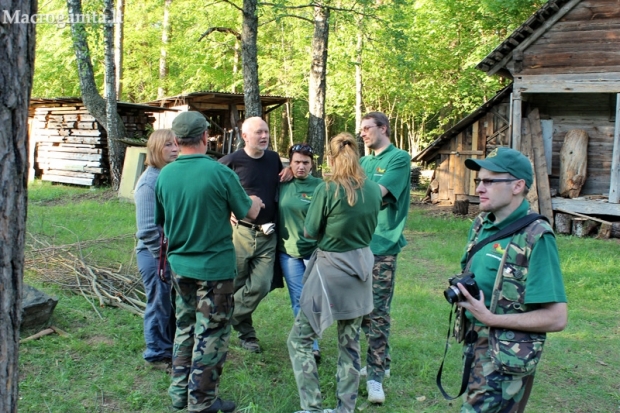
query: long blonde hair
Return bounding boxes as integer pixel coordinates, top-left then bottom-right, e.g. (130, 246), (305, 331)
(146, 129), (175, 169)
(326, 132), (366, 206)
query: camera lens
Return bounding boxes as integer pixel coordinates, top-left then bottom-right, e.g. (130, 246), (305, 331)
(444, 285), (462, 304)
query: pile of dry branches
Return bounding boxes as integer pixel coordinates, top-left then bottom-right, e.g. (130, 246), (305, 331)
(25, 232), (146, 318)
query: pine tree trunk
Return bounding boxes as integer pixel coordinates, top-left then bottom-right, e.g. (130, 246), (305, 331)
(0, 2), (36, 411)
(242, 0), (261, 117)
(67, 0), (127, 190)
(158, 0), (172, 99)
(307, 3), (329, 173)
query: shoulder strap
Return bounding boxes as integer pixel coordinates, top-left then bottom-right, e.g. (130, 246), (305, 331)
(465, 214), (548, 265)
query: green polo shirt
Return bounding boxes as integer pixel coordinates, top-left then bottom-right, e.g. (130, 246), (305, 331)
(277, 175), (322, 258)
(304, 180), (382, 253)
(155, 154), (252, 281)
(461, 200), (567, 313)
(360, 144), (411, 255)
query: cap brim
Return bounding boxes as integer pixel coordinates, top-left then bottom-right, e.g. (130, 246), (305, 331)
(464, 158), (507, 173)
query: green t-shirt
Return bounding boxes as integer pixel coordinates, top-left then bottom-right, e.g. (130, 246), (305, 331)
(277, 175), (322, 258)
(360, 144), (411, 255)
(304, 179), (382, 252)
(155, 154), (252, 280)
(461, 200), (567, 312)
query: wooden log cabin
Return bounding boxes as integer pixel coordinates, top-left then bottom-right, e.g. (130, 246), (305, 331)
(29, 98), (172, 186)
(145, 91), (291, 156)
(414, 0), (620, 234)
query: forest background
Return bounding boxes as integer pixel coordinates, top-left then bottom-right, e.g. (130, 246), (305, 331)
(34, 0), (543, 155)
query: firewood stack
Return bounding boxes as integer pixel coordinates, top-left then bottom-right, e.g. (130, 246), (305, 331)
(32, 104), (155, 186)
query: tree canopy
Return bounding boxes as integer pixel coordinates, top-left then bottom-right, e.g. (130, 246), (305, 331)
(33, 0), (543, 154)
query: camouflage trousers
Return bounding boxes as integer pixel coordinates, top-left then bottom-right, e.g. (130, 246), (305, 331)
(288, 310), (363, 413)
(361, 254), (397, 382)
(169, 273), (234, 412)
(461, 326), (536, 413)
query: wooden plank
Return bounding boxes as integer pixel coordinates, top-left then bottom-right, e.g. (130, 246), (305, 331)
(610, 93), (620, 203)
(41, 174), (95, 186)
(528, 108), (554, 225)
(453, 133), (466, 198)
(70, 130), (103, 137)
(515, 73), (620, 93)
(437, 155), (450, 201)
(37, 147), (102, 154)
(37, 152), (103, 161)
(552, 197), (620, 217)
(469, 122), (479, 196)
(521, 118), (539, 213)
(511, 91), (522, 150)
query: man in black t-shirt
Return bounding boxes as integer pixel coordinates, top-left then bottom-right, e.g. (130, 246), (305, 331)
(219, 117), (290, 353)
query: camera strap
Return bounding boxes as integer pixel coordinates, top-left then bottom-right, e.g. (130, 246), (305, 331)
(157, 235), (169, 284)
(436, 304), (477, 400)
(465, 213), (548, 264)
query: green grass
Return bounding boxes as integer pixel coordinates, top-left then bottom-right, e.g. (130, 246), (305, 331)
(19, 183), (620, 412)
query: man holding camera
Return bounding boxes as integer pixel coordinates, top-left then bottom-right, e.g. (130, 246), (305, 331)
(155, 111), (264, 413)
(455, 147), (567, 412)
(219, 117), (291, 353)
(358, 112), (411, 404)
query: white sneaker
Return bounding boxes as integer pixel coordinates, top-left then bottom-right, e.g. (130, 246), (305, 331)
(367, 380), (385, 404)
(360, 366), (391, 379)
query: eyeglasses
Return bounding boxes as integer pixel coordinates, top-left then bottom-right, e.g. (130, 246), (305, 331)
(290, 144), (314, 155)
(360, 125), (377, 133)
(474, 178), (518, 187)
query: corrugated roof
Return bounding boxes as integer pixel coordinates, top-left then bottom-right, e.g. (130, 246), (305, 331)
(412, 84), (512, 162)
(30, 97), (174, 112)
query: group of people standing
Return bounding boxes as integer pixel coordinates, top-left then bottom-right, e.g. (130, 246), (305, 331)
(134, 111), (410, 413)
(133, 109), (567, 413)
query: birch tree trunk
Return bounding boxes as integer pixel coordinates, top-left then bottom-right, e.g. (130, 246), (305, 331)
(242, 0), (261, 117)
(307, 3), (329, 172)
(67, 0), (127, 190)
(158, 0), (172, 99)
(114, 0), (124, 97)
(0, 2), (36, 411)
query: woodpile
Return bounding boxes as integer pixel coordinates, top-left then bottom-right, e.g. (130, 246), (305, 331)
(32, 103), (155, 186)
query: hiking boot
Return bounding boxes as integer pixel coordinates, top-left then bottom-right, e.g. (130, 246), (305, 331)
(240, 338), (262, 353)
(313, 350), (321, 364)
(360, 366), (390, 379)
(367, 380), (385, 404)
(198, 397), (236, 413)
(145, 358), (172, 371)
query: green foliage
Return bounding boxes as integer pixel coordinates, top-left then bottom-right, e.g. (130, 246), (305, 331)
(33, 0), (542, 150)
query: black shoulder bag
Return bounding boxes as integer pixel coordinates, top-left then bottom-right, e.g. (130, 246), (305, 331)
(436, 213), (548, 400)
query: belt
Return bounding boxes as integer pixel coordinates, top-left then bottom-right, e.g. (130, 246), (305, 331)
(237, 220), (260, 231)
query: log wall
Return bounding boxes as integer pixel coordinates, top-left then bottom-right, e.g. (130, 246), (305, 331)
(522, 0), (620, 75)
(528, 93), (614, 195)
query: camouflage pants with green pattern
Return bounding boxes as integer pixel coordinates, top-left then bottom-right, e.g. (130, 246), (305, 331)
(169, 273), (234, 412)
(288, 310), (363, 413)
(361, 254), (396, 382)
(461, 326), (536, 413)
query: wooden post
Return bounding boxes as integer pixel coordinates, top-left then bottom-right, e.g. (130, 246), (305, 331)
(511, 91), (522, 151)
(528, 108), (554, 226)
(609, 93), (620, 203)
(469, 122), (479, 196)
(520, 118), (539, 213)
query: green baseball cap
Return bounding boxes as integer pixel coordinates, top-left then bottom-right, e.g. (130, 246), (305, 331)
(465, 147), (533, 188)
(171, 111), (210, 138)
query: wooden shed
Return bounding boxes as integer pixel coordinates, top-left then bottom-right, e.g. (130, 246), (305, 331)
(29, 98), (172, 186)
(415, 0), (620, 232)
(145, 91), (291, 155)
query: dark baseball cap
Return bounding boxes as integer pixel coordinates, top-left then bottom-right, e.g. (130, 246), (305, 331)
(465, 147), (533, 188)
(171, 112), (210, 138)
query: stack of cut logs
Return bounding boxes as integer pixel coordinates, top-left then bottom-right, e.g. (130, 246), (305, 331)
(33, 104), (154, 186)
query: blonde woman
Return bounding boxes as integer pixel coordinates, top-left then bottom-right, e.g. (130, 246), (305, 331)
(134, 129), (178, 369)
(287, 132), (382, 413)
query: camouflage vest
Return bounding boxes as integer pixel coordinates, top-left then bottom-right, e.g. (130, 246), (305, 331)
(465, 211), (553, 315)
(465, 211), (554, 375)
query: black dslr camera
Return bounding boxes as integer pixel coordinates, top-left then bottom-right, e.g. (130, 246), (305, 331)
(444, 272), (480, 304)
